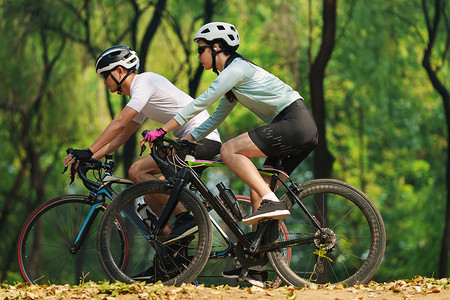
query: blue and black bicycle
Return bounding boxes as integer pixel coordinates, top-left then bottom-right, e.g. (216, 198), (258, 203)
(17, 150), (279, 286)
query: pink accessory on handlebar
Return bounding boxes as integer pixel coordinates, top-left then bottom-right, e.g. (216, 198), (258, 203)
(144, 128), (166, 142)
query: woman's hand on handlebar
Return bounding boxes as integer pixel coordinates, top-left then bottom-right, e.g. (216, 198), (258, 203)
(144, 128), (166, 142)
(140, 128), (166, 155)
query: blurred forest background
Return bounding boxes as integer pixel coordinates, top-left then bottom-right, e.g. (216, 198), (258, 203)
(1, 0), (449, 284)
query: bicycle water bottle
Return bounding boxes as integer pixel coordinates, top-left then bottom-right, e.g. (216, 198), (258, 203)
(216, 182), (245, 221)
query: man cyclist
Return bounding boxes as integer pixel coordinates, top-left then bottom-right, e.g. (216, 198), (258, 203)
(63, 45), (221, 244)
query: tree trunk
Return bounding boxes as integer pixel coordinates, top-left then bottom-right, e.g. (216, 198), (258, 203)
(308, 0), (337, 283)
(189, 0), (214, 97)
(310, 0), (336, 179)
(119, 0), (167, 176)
(139, 0), (167, 72)
(421, 0), (450, 278)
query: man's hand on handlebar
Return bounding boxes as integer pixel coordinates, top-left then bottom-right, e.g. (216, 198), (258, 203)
(64, 148), (93, 167)
(63, 148), (93, 184)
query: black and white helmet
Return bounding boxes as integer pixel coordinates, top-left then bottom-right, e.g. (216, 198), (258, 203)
(95, 45), (139, 75)
(193, 22), (240, 48)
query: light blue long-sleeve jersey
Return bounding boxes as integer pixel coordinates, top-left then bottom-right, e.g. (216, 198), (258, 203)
(173, 57), (302, 141)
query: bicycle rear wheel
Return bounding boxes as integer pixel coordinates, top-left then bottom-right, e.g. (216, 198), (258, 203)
(17, 195), (128, 285)
(266, 179), (386, 286)
(97, 180), (212, 286)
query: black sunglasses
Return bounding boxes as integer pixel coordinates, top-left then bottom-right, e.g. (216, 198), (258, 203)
(101, 72), (110, 80)
(197, 45), (210, 55)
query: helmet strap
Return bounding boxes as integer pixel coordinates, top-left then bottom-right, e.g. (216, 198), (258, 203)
(110, 69), (134, 94)
(211, 49), (223, 76)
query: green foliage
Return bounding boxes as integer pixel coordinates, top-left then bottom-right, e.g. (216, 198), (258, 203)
(0, 0), (449, 285)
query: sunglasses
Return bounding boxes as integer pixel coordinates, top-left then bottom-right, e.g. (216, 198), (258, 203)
(197, 45), (210, 55)
(101, 72), (110, 80)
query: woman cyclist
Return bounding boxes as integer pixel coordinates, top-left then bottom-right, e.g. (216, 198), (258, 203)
(142, 22), (318, 285)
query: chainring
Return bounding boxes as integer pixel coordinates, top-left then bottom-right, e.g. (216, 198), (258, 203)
(234, 232), (269, 269)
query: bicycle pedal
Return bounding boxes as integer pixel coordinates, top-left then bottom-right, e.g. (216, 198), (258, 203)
(238, 268), (249, 281)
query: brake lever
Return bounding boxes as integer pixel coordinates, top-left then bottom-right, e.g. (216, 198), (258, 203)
(69, 164), (76, 184)
(62, 147), (77, 184)
(139, 129), (150, 156)
(139, 144), (146, 156)
(62, 163), (76, 184)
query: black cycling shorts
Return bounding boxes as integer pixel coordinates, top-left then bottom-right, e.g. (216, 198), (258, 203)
(248, 99), (318, 175)
(195, 138), (222, 160)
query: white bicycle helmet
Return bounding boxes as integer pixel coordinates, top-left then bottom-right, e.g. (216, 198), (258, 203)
(193, 22), (240, 48)
(95, 45), (140, 75)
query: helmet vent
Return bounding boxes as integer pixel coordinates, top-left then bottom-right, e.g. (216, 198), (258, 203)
(201, 28), (210, 34)
(228, 34), (235, 41)
(217, 25), (226, 30)
(111, 50), (122, 57)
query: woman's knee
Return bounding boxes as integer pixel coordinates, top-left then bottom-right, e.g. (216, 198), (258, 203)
(220, 139), (238, 163)
(220, 140), (235, 161)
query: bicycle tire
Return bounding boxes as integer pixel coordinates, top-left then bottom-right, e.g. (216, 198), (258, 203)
(97, 180), (212, 286)
(195, 196), (290, 287)
(266, 179), (386, 286)
(17, 195), (128, 285)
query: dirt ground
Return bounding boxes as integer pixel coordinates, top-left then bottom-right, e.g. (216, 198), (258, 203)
(1, 277), (450, 300)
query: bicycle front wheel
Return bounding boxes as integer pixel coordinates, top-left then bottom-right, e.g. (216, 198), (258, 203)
(97, 180), (212, 286)
(18, 195), (128, 285)
(267, 179), (386, 286)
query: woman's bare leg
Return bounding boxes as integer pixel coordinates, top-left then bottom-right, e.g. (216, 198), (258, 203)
(221, 133), (289, 225)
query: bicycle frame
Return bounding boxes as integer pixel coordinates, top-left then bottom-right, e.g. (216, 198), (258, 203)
(71, 157), (239, 259)
(71, 173), (129, 251)
(147, 138), (325, 255)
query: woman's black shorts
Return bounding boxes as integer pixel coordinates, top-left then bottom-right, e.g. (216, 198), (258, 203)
(248, 99), (318, 175)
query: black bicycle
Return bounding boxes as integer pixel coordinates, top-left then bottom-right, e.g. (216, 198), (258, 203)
(97, 134), (386, 287)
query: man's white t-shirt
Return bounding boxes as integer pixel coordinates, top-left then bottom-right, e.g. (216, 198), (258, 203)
(127, 72), (221, 143)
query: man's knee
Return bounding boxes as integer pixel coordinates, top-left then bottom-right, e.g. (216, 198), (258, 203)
(128, 157), (160, 183)
(128, 162), (141, 182)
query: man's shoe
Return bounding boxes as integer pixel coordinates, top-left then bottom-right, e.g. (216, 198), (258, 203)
(222, 267), (268, 288)
(162, 212), (198, 245)
(132, 264), (157, 283)
(242, 199), (290, 225)
(137, 203), (158, 231)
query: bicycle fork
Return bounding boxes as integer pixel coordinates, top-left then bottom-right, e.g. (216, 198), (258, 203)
(71, 192), (106, 254)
